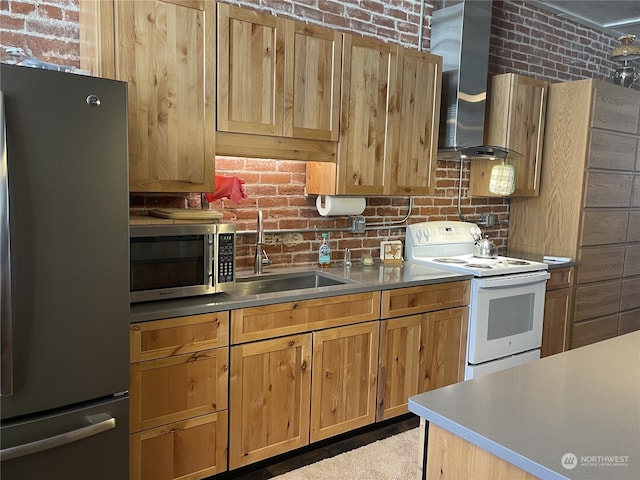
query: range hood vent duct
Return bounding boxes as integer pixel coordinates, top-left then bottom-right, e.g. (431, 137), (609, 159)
(431, 0), (506, 158)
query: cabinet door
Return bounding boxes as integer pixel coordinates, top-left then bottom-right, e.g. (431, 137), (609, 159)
(130, 347), (229, 432)
(310, 322), (379, 442)
(377, 315), (424, 421)
(423, 307), (468, 392)
(471, 73), (547, 197)
(377, 307), (467, 422)
(337, 35), (392, 195)
(115, 0), (215, 192)
(285, 22), (342, 140)
(386, 47), (442, 195)
(541, 288), (571, 357)
(130, 411), (228, 480)
(229, 334), (312, 469)
(217, 4), (284, 136)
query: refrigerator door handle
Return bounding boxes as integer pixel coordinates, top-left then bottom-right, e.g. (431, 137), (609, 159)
(0, 91), (14, 397)
(0, 413), (116, 462)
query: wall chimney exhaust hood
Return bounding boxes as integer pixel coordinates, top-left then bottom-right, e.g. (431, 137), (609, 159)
(431, 0), (513, 159)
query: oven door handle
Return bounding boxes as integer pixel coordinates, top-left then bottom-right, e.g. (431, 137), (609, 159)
(476, 271), (550, 289)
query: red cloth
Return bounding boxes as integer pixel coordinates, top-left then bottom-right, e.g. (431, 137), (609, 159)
(204, 175), (248, 204)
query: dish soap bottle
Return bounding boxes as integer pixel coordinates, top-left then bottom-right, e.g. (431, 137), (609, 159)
(318, 233), (331, 267)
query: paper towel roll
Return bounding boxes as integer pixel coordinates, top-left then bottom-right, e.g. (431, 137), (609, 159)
(316, 195), (366, 216)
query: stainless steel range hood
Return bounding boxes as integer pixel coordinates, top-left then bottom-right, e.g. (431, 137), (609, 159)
(431, 0), (510, 158)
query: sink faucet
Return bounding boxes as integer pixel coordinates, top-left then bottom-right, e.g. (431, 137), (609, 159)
(254, 210), (271, 274)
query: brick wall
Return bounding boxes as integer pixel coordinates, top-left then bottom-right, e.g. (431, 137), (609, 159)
(0, 0), (627, 268)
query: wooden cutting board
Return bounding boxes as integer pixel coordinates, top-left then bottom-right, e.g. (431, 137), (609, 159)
(149, 208), (224, 220)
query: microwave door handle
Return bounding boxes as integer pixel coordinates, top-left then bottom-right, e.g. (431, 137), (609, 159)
(478, 272), (550, 289)
(0, 92), (14, 397)
(207, 234), (214, 286)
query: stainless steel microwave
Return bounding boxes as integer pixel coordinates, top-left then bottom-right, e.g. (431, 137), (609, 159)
(129, 223), (236, 303)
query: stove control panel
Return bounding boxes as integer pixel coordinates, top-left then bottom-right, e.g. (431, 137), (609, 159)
(407, 221), (481, 245)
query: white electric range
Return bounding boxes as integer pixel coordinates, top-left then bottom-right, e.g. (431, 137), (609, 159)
(405, 221), (550, 379)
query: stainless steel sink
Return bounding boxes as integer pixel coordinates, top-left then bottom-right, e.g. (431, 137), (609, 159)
(231, 271), (353, 297)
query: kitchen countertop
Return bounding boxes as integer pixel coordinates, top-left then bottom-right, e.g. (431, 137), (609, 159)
(408, 331), (640, 480)
(130, 260), (472, 323)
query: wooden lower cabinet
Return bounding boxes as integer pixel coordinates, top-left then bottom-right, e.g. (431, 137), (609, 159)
(541, 267), (573, 357)
(311, 322), (379, 442)
(229, 334), (312, 469)
(376, 307), (468, 421)
(129, 313), (230, 480)
(130, 412), (228, 480)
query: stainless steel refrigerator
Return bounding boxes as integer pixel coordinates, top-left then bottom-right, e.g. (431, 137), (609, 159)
(1, 64), (129, 478)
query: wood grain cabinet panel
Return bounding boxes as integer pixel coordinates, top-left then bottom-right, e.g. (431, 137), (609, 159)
(574, 280), (622, 322)
(305, 37), (442, 196)
(376, 307), (468, 421)
(575, 245), (625, 284)
(130, 412), (228, 480)
(470, 73), (547, 197)
(571, 314), (619, 349)
(629, 210), (640, 242)
(584, 172), (634, 208)
(619, 309), (640, 335)
(229, 334), (312, 469)
(231, 292), (380, 344)
(510, 78), (640, 350)
(591, 81), (640, 134)
(216, 3), (341, 159)
(80, 0), (216, 192)
(380, 281), (470, 318)
(130, 347), (229, 433)
(580, 210), (629, 246)
(588, 130), (637, 170)
(624, 243), (640, 277)
(130, 312), (229, 362)
(541, 267), (573, 357)
(310, 322), (379, 442)
(621, 277), (640, 311)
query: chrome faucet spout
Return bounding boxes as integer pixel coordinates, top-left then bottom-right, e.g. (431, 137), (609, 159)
(254, 210), (264, 274)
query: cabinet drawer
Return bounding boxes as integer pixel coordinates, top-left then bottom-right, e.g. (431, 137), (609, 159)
(621, 277), (640, 311)
(130, 312), (229, 362)
(587, 130), (637, 171)
(619, 309), (640, 335)
(130, 348), (229, 432)
(574, 280), (621, 322)
(629, 210), (640, 242)
(633, 175), (640, 207)
(571, 314), (619, 349)
(579, 210), (628, 246)
(231, 292), (380, 343)
(380, 280), (470, 319)
(584, 171), (633, 207)
(625, 243), (640, 277)
(576, 245), (625, 284)
(130, 411), (228, 480)
(591, 81), (640, 134)
(546, 267), (573, 290)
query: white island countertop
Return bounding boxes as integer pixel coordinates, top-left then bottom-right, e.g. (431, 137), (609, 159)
(409, 331), (640, 479)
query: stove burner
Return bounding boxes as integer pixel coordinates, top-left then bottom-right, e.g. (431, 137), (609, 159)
(506, 259), (530, 266)
(434, 258), (467, 264)
(465, 263), (494, 269)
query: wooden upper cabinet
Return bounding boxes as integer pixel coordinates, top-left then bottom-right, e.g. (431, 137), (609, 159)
(79, 0), (216, 193)
(470, 73), (548, 197)
(216, 4), (341, 141)
(386, 48), (442, 195)
(305, 37), (442, 196)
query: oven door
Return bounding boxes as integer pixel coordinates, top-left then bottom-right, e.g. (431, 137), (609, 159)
(467, 271), (550, 365)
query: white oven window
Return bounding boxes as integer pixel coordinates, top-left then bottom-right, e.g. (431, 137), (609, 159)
(487, 293), (535, 340)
